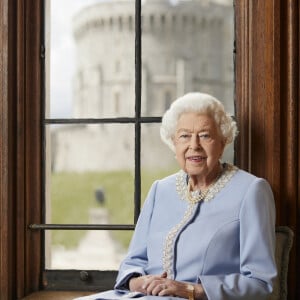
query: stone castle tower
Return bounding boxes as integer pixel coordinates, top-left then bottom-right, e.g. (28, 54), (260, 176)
(52, 0), (234, 172)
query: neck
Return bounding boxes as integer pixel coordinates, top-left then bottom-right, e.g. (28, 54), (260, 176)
(189, 163), (223, 191)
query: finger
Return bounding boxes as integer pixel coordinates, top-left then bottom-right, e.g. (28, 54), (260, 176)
(158, 284), (171, 296)
(142, 275), (162, 290)
(152, 283), (167, 296)
(145, 279), (166, 295)
(160, 272), (168, 278)
(141, 275), (155, 289)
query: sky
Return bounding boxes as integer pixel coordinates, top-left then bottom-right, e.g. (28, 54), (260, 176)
(49, 0), (101, 118)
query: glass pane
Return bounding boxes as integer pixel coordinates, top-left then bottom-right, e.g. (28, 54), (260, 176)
(46, 123), (135, 224)
(46, 0), (135, 118)
(46, 230), (133, 270)
(141, 1), (235, 117)
(141, 123), (178, 202)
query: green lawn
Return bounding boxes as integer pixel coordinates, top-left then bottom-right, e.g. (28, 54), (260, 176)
(50, 167), (177, 250)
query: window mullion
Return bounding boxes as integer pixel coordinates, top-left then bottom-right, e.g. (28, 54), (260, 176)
(29, 224), (135, 230)
(134, 0), (142, 224)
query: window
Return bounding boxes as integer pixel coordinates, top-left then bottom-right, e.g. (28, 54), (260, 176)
(39, 0), (236, 290)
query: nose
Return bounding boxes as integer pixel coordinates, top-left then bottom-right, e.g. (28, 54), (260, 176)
(189, 134), (202, 150)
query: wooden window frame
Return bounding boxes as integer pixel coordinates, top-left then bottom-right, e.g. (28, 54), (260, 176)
(0, 0), (299, 299)
(0, 0), (43, 298)
(234, 2), (299, 298)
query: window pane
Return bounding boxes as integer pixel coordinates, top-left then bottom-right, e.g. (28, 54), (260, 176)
(45, 230), (132, 270)
(46, 123), (135, 220)
(141, 123), (178, 202)
(141, 1), (235, 117)
(47, 0), (135, 118)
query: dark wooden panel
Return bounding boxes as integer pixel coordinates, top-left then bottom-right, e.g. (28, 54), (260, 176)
(43, 270), (117, 291)
(0, 0), (43, 298)
(23, 0), (43, 295)
(235, 1), (299, 299)
(0, 0), (17, 299)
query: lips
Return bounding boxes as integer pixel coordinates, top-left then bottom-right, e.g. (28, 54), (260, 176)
(187, 155), (206, 162)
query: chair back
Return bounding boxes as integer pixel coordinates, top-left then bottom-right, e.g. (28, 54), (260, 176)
(268, 226), (294, 300)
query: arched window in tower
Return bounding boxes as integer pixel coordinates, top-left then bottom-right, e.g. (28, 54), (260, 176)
(164, 91), (172, 111)
(150, 15), (154, 28)
(172, 15), (176, 27)
(128, 15), (133, 30)
(115, 92), (120, 114)
(192, 15), (196, 26)
(161, 14), (166, 27)
(118, 16), (123, 31)
(182, 15), (187, 28)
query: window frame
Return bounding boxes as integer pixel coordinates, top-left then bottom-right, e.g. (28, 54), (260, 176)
(36, 0), (237, 291)
(0, 0), (44, 297)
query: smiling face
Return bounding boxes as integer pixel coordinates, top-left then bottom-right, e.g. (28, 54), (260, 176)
(173, 112), (226, 187)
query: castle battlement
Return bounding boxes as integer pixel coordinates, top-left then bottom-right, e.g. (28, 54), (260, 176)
(73, 0), (230, 40)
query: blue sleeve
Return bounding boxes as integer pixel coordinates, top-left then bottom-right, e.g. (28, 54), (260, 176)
(199, 178), (277, 300)
(114, 181), (158, 289)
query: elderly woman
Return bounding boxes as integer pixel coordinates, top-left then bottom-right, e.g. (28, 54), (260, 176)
(77, 92), (277, 300)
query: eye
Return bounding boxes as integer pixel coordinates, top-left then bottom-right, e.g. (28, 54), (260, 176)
(177, 133), (191, 142)
(199, 133), (211, 141)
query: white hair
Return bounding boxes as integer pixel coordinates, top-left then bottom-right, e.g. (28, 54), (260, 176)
(160, 92), (238, 152)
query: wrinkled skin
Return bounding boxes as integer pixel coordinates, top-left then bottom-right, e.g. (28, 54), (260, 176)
(129, 272), (205, 299)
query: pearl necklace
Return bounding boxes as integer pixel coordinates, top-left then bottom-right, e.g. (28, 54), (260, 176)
(186, 182), (211, 204)
(176, 163), (238, 203)
(186, 168), (223, 203)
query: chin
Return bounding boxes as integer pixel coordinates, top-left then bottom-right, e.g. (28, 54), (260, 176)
(186, 168), (205, 177)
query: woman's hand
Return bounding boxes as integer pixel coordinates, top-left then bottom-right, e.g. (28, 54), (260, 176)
(129, 272), (167, 294)
(130, 272), (206, 299)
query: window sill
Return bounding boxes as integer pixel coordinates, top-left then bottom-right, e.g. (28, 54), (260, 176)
(22, 291), (93, 300)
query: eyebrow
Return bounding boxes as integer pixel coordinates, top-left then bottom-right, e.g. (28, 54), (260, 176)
(176, 128), (192, 133)
(176, 128), (210, 133)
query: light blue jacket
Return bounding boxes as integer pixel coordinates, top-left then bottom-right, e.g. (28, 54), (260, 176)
(115, 167), (277, 300)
